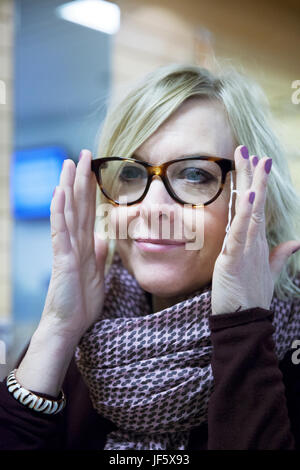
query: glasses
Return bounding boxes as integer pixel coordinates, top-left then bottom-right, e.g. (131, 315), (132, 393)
(91, 156), (235, 207)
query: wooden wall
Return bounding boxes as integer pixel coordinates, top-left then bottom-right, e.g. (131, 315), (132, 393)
(111, 0), (300, 189)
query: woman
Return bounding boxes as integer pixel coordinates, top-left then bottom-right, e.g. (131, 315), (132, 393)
(1, 63), (300, 450)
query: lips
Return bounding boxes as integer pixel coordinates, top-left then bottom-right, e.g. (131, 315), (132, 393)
(133, 238), (187, 253)
(135, 238), (186, 245)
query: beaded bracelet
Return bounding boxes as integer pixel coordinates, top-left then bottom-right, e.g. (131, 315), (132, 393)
(6, 369), (66, 415)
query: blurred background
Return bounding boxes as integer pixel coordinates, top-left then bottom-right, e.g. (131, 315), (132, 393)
(0, 0), (299, 380)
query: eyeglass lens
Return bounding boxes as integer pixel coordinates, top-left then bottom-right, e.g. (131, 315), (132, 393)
(99, 159), (222, 205)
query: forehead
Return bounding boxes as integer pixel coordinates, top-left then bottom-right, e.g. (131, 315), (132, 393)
(133, 97), (236, 165)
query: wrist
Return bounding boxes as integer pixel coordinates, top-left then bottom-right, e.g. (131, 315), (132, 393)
(212, 305), (244, 315)
(34, 315), (85, 348)
(16, 320), (80, 397)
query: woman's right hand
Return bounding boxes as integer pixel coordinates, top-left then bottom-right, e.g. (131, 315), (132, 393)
(39, 149), (109, 343)
(15, 149), (109, 397)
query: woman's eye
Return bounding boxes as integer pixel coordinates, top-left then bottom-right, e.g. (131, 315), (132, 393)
(179, 167), (212, 183)
(119, 166), (144, 181)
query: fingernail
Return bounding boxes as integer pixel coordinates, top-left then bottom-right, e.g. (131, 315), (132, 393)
(79, 151), (83, 161)
(249, 191), (255, 204)
(252, 156), (259, 167)
(292, 247), (300, 254)
(52, 187), (56, 198)
(240, 146), (249, 159)
(264, 158), (272, 174)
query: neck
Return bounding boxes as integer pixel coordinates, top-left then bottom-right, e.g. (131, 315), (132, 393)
(151, 294), (189, 313)
(150, 282), (213, 313)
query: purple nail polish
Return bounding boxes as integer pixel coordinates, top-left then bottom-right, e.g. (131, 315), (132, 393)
(249, 191), (255, 204)
(264, 158), (272, 174)
(252, 156), (259, 167)
(240, 146), (249, 159)
(292, 247), (300, 254)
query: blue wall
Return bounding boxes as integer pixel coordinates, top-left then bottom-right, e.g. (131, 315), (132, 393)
(13, 0), (112, 326)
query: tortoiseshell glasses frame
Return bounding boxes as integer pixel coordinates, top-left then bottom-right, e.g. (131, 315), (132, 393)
(91, 156), (235, 208)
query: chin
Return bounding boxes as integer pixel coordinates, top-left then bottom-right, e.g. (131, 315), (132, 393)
(137, 278), (181, 297)
(116, 241), (206, 296)
(130, 262), (195, 297)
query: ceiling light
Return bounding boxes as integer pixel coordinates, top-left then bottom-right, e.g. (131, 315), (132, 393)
(56, 0), (120, 35)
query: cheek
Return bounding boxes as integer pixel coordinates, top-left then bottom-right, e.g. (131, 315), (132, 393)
(203, 203), (229, 250)
(110, 207), (138, 276)
(180, 200), (230, 255)
(108, 206), (139, 238)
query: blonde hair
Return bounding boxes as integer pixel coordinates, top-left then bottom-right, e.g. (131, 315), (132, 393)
(94, 62), (300, 301)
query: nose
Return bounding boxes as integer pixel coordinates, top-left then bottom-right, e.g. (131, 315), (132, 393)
(137, 175), (176, 223)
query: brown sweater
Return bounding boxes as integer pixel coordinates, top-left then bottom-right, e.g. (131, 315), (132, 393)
(0, 307), (299, 450)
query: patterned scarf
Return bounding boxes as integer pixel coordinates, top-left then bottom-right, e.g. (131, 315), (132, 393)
(74, 251), (300, 450)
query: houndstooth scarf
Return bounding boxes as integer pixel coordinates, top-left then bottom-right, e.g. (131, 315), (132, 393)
(74, 250), (300, 450)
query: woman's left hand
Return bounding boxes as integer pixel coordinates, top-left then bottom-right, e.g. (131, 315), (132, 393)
(211, 145), (300, 315)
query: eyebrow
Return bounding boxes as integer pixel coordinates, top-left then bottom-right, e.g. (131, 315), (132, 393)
(131, 152), (232, 161)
